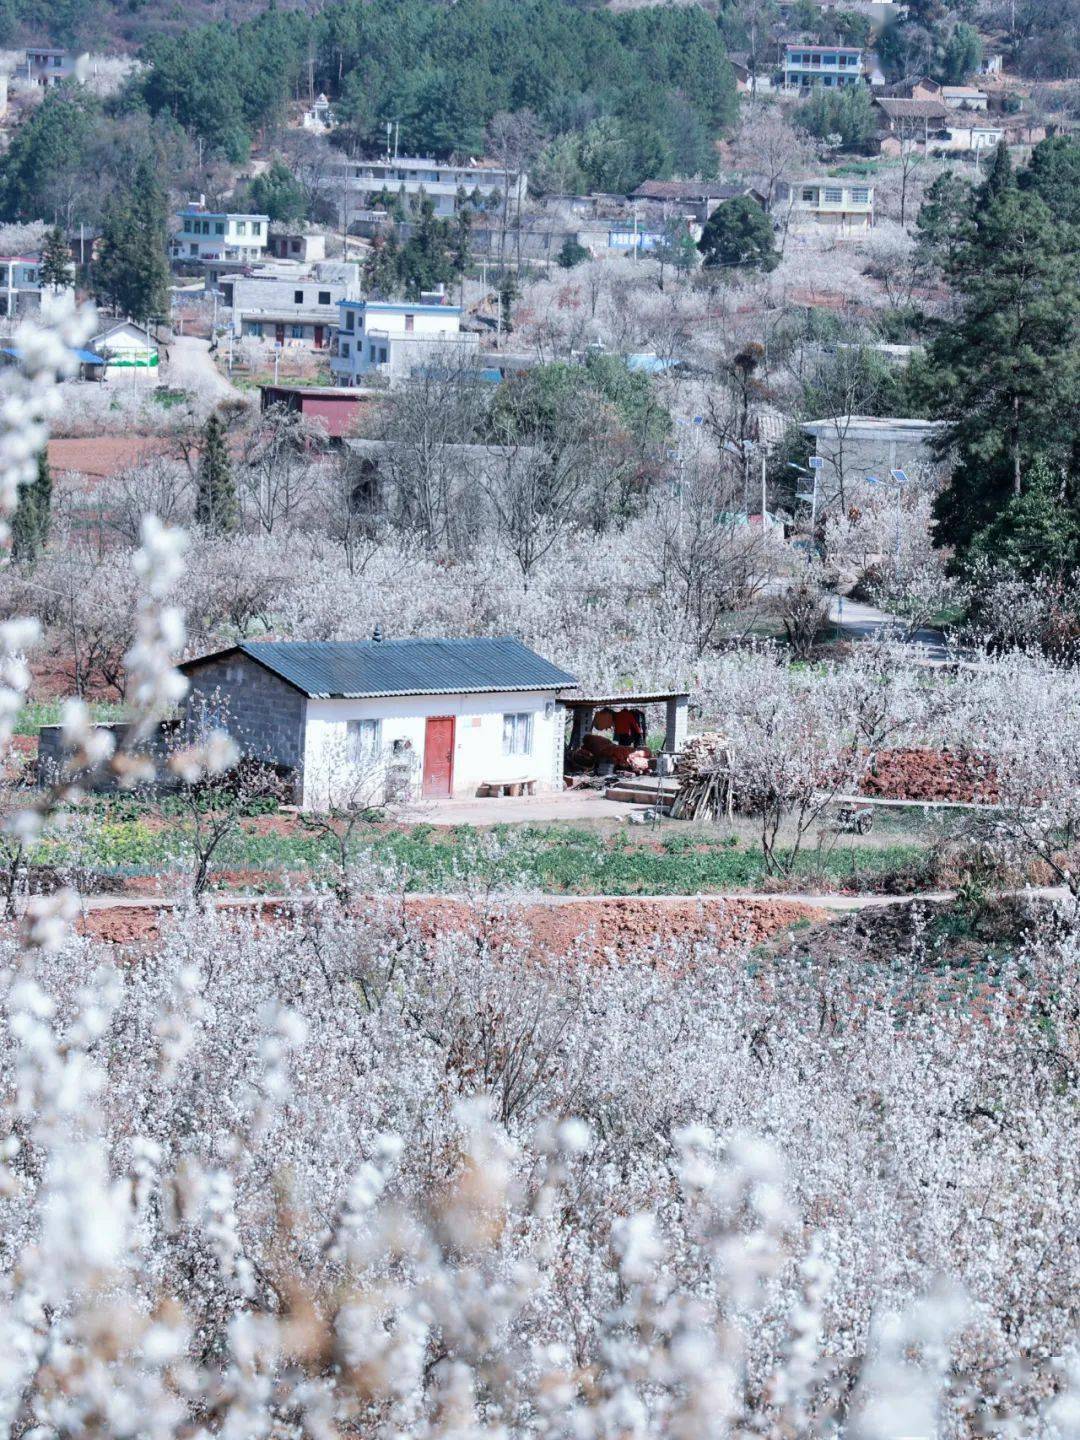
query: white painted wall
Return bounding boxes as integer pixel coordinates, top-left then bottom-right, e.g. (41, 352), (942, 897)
(302, 690), (565, 809)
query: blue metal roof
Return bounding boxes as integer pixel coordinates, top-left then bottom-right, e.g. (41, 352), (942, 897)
(183, 637), (576, 699)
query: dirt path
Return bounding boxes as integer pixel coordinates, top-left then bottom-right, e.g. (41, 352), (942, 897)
(164, 335), (240, 400)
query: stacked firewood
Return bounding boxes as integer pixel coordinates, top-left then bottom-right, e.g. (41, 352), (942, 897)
(671, 733), (734, 822)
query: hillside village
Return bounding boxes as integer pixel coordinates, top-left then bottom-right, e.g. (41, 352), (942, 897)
(0, 0), (1078, 1433)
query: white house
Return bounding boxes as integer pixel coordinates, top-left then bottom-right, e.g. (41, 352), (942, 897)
(0, 255), (70, 318)
(331, 298), (479, 382)
(23, 46), (86, 86)
(88, 321), (159, 381)
(941, 85), (989, 110)
(331, 155), (526, 227)
(776, 178), (874, 233)
(178, 637), (577, 809)
(170, 207), (270, 264)
(782, 45), (883, 90)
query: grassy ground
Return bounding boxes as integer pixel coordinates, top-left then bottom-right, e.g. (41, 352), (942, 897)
(29, 798), (944, 896)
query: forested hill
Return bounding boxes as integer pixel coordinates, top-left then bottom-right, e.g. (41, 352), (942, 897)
(1, 0), (736, 183)
(136, 0), (736, 173)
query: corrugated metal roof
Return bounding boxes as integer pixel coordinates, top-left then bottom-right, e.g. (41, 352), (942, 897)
(183, 638), (577, 698)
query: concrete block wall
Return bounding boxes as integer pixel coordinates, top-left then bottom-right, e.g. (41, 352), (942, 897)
(183, 652), (307, 797)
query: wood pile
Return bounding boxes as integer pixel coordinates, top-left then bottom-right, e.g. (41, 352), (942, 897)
(670, 733), (734, 822)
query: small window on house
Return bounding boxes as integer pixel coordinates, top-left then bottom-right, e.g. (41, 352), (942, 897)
(340, 340), (350, 357)
(291, 239), (300, 253)
(404, 313), (415, 332)
(825, 187), (843, 203)
(318, 290), (331, 306)
(215, 222), (225, 235)
(851, 188), (870, 204)
(347, 718), (382, 763)
(502, 712), (533, 757)
(250, 322), (263, 338)
(291, 325), (304, 338)
(378, 346), (388, 363)
(252, 222), (263, 236)
(801, 187), (818, 203)
(345, 310), (355, 330)
(236, 221), (248, 236)
(294, 290), (304, 304)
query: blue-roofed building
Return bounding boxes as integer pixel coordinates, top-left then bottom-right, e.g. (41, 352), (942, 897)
(179, 637), (577, 806)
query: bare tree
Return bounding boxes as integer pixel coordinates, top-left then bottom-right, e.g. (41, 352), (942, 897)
(238, 404), (330, 534)
(730, 110), (814, 209)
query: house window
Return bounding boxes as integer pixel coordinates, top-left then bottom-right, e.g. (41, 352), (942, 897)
(249, 322), (263, 338)
(340, 340), (350, 357)
(825, 186), (843, 203)
(215, 222), (225, 235)
(318, 290), (331, 306)
(378, 346), (388, 363)
(291, 325), (304, 338)
(252, 222), (263, 236)
(801, 187), (818, 203)
(346, 310), (355, 330)
(851, 188), (870, 204)
(404, 313), (415, 332)
(347, 718), (382, 764)
(236, 221), (248, 235)
(294, 290), (304, 304)
(502, 712), (533, 757)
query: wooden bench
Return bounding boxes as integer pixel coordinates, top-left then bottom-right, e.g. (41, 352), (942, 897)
(477, 778), (538, 798)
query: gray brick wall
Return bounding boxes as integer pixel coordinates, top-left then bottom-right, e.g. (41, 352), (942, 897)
(184, 653), (308, 794)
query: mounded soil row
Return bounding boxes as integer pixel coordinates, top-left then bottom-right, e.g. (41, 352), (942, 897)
(71, 894), (829, 955)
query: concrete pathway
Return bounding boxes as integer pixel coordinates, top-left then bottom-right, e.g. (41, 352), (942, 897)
(828, 595), (950, 659)
(68, 884), (1074, 916)
(163, 334), (240, 401)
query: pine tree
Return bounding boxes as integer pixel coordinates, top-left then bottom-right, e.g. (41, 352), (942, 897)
(977, 141), (1013, 212)
(930, 185), (1080, 558)
(95, 160), (170, 322)
(10, 452), (52, 563)
(194, 414), (238, 536)
(40, 226), (72, 290)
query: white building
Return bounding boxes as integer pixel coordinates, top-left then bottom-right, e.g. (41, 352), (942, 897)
(331, 298), (479, 382)
(179, 637), (577, 808)
(332, 155), (526, 227)
(23, 47), (86, 86)
(170, 207), (270, 264)
(782, 45), (882, 90)
(776, 178), (874, 232)
(88, 321), (160, 381)
(0, 255), (74, 318)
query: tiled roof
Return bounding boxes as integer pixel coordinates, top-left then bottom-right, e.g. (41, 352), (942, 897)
(876, 97), (950, 119)
(182, 638), (577, 698)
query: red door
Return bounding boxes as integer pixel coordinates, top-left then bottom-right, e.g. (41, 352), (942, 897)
(275, 323), (285, 346)
(423, 717), (455, 797)
(314, 325), (325, 348)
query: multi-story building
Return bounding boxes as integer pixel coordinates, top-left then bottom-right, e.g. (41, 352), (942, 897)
(330, 298), (479, 382)
(170, 207), (270, 265)
(331, 156), (526, 228)
(0, 254), (75, 318)
(228, 261), (362, 349)
(782, 44), (880, 89)
(23, 47), (85, 87)
(776, 177), (874, 233)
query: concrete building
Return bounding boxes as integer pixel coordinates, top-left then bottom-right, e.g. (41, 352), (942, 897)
(802, 415), (947, 485)
(0, 255), (75, 318)
(227, 261), (362, 349)
(331, 298), (479, 382)
(170, 207), (270, 264)
(266, 230), (328, 263)
(331, 155), (526, 227)
(776, 178), (874, 233)
(178, 637), (577, 807)
(941, 85), (989, 110)
(782, 44), (882, 90)
(23, 47), (85, 87)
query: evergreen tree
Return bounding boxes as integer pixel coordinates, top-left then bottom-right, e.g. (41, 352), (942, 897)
(194, 415), (238, 536)
(10, 452), (53, 564)
(1020, 135), (1080, 225)
(913, 171), (973, 279)
(95, 161), (170, 322)
(930, 185), (1080, 558)
(698, 197), (778, 272)
(247, 160), (308, 224)
(977, 141), (1013, 212)
(556, 237), (590, 269)
(40, 227), (73, 290)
